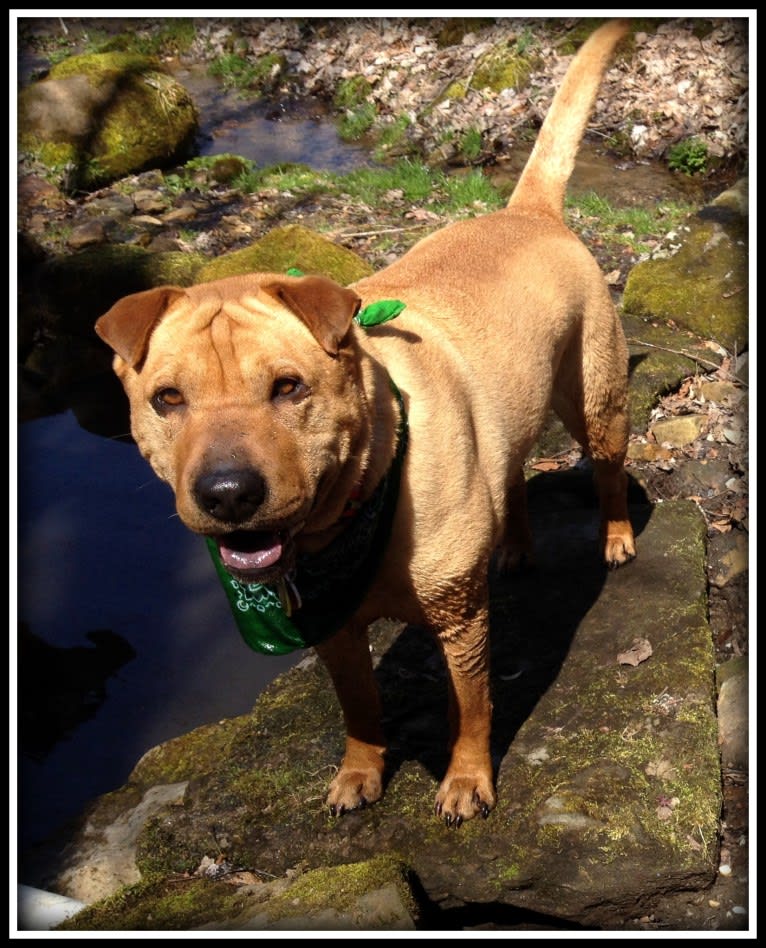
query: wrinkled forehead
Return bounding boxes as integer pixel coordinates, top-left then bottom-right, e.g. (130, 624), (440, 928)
(168, 282), (292, 325)
(142, 285), (320, 372)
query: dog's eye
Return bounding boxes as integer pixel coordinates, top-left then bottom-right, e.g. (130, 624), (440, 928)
(152, 387), (185, 415)
(271, 377), (309, 402)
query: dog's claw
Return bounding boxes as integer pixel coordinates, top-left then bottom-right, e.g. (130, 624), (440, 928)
(329, 795), (369, 818)
(454, 814), (463, 828)
(480, 802), (490, 819)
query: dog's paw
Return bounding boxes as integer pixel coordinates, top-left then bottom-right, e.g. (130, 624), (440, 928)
(326, 767), (383, 817)
(434, 774), (496, 827)
(603, 526), (637, 569)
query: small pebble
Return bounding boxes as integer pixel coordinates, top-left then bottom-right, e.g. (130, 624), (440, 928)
(719, 863), (732, 876)
(732, 906), (747, 915)
(708, 899), (720, 908)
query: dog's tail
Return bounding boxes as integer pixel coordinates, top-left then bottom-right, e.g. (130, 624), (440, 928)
(507, 19), (629, 219)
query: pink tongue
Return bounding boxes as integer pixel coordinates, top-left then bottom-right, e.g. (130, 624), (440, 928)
(218, 534), (283, 572)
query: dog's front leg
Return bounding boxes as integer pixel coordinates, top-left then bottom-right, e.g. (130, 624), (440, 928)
(315, 623), (386, 815)
(433, 602), (496, 826)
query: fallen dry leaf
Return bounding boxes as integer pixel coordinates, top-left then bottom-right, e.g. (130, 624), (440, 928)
(617, 638), (653, 666)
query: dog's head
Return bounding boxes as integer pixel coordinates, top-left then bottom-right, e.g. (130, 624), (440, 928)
(95, 273), (368, 584)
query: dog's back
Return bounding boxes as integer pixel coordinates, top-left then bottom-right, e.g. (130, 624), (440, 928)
(352, 20), (635, 582)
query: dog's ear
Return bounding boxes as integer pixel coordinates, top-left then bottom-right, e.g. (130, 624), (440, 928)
(95, 287), (186, 367)
(261, 275), (361, 356)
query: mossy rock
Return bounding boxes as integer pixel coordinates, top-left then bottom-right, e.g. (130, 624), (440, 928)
(55, 875), (255, 932)
(197, 224), (374, 286)
(621, 312), (725, 433)
(622, 180), (748, 354)
(472, 43), (541, 93)
(18, 52), (198, 191)
(57, 854), (418, 931)
(444, 43), (541, 100)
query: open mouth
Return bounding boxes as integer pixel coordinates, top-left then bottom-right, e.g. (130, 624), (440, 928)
(213, 530), (294, 584)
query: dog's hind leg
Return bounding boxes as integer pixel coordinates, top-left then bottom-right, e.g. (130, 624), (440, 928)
(496, 467), (535, 573)
(315, 624), (387, 815)
(551, 299), (636, 568)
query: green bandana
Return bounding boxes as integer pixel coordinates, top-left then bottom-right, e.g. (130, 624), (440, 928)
(208, 295), (407, 656)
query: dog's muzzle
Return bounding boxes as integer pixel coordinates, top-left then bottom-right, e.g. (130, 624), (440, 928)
(192, 466), (298, 583)
(193, 466), (267, 523)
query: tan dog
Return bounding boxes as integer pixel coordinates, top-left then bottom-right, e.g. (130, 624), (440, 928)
(95, 20), (635, 827)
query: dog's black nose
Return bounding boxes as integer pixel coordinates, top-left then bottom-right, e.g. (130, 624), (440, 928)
(193, 468), (267, 523)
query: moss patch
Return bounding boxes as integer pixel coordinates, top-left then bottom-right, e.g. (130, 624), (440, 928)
(622, 214), (748, 353)
(56, 875), (250, 931)
(19, 52), (198, 190)
(444, 43), (541, 100)
(197, 224), (374, 285)
(252, 855), (418, 925)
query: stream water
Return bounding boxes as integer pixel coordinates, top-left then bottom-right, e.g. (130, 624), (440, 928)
(178, 64), (377, 173)
(19, 412), (299, 850)
(17, 64), (711, 860)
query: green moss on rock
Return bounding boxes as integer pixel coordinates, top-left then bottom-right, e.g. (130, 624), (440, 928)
(56, 855), (418, 931)
(444, 43), (541, 100)
(622, 208), (748, 353)
(19, 52), (198, 191)
(621, 311), (724, 433)
(56, 875), (250, 931)
(252, 855), (418, 924)
(197, 224), (374, 285)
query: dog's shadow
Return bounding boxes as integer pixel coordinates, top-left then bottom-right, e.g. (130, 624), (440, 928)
(372, 468), (652, 790)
